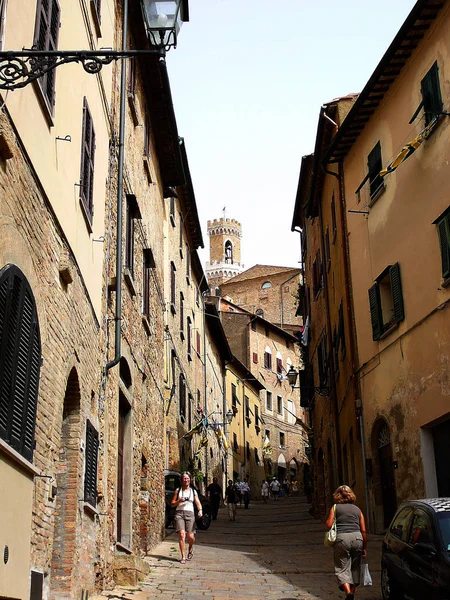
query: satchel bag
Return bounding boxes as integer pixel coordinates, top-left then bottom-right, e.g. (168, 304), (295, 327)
(361, 561), (372, 586)
(324, 504), (337, 547)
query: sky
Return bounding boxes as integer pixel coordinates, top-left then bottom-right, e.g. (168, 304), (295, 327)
(167, 0), (416, 271)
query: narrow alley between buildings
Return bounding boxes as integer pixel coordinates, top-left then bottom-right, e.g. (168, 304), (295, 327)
(100, 497), (383, 600)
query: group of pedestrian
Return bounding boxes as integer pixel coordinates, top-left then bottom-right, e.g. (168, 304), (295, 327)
(261, 475), (294, 501)
(223, 477), (251, 520)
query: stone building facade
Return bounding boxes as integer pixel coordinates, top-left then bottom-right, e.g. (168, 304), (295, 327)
(292, 0), (450, 532)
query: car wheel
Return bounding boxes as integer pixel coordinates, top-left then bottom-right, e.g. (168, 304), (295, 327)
(381, 566), (404, 600)
(196, 509), (212, 530)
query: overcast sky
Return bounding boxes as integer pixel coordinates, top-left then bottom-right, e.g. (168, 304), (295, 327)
(167, 0), (415, 271)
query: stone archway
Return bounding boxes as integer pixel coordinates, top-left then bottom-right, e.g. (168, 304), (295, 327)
(51, 367), (81, 595)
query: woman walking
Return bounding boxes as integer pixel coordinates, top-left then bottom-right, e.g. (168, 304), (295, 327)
(325, 485), (367, 600)
(171, 471), (203, 564)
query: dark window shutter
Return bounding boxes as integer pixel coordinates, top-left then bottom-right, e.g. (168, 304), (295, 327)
(437, 216), (450, 279)
(80, 98), (96, 222)
(368, 142), (382, 196)
(0, 265), (41, 460)
(390, 263), (404, 324)
(34, 0), (60, 109)
(368, 283), (383, 341)
(84, 420), (99, 506)
(421, 62), (443, 125)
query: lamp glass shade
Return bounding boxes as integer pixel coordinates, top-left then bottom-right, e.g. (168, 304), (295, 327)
(225, 409), (234, 424)
(287, 366), (298, 387)
(141, 0), (183, 47)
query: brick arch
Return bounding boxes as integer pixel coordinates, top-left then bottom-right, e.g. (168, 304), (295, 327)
(51, 367), (82, 594)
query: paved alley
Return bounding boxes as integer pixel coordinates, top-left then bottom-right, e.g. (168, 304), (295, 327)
(108, 497), (383, 600)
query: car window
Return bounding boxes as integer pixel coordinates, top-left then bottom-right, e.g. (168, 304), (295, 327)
(437, 512), (450, 551)
(390, 507), (413, 541)
(408, 510), (434, 546)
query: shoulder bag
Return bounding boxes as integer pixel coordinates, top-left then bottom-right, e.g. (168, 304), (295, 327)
(324, 504), (337, 547)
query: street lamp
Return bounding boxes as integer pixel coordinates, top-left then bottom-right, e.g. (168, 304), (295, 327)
(287, 365), (330, 398)
(0, 0), (189, 91)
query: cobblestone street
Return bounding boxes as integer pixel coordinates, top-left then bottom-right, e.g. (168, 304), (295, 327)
(107, 496), (383, 600)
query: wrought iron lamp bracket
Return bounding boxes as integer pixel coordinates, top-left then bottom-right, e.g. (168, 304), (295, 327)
(0, 48), (165, 91)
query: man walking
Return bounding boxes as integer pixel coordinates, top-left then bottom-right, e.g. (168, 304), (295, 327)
(269, 476), (280, 501)
(206, 477), (222, 521)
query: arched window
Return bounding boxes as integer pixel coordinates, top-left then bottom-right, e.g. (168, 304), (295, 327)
(276, 351), (283, 374)
(224, 240), (233, 264)
(264, 346), (272, 370)
(255, 308), (264, 317)
(0, 264), (41, 461)
(261, 281), (272, 289)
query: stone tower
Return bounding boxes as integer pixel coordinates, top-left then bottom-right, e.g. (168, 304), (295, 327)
(206, 217), (243, 294)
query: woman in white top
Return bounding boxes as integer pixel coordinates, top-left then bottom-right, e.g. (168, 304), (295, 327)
(171, 472), (203, 564)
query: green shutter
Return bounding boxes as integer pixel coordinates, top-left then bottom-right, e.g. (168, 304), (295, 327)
(437, 216), (450, 279)
(421, 61), (443, 125)
(390, 263), (405, 324)
(368, 283), (382, 341)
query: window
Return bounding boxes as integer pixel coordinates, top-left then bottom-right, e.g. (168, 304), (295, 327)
(144, 112), (151, 159)
(80, 98), (96, 226)
(246, 441), (251, 459)
(179, 374), (186, 419)
(338, 301), (346, 359)
(170, 262), (176, 314)
(325, 227), (331, 271)
(312, 251), (323, 297)
(331, 192), (337, 243)
(233, 433), (238, 451)
(389, 507), (413, 541)
(317, 333), (329, 388)
(368, 141), (384, 199)
(266, 391), (272, 411)
(84, 420), (99, 506)
(252, 352), (258, 364)
(277, 395), (282, 415)
(196, 331), (201, 354)
(264, 346), (272, 370)
(408, 510), (433, 546)
(128, 55), (136, 98)
(179, 213), (184, 256)
(254, 448), (260, 464)
(125, 195), (140, 279)
(231, 383), (238, 412)
(287, 399), (295, 425)
(225, 241), (233, 264)
(245, 395), (250, 419)
(255, 405), (260, 430)
(265, 429), (270, 441)
(34, 0), (60, 114)
(142, 249), (155, 318)
(186, 244), (191, 283)
(435, 207), (450, 280)
(90, 0), (101, 35)
(0, 265), (41, 462)
(169, 197), (175, 226)
(276, 354), (283, 374)
(179, 292), (184, 339)
(368, 263), (404, 341)
(279, 432), (285, 448)
(261, 281), (272, 289)
(187, 317), (192, 361)
(411, 61), (443, 127)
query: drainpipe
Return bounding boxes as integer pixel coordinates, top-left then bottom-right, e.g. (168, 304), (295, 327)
(106, 0), (128, 371)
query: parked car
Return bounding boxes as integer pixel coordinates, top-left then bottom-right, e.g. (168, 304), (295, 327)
(164, 470), (212, 530)
(381, 498), (450, 600)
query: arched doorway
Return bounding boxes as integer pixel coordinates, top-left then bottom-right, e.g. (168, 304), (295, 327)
(373, 420), (397, 529)
(277, 453), (286, 481)
(51, 367), (81, 594)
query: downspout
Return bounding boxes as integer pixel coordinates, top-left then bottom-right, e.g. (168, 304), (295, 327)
(106, 0), (128, 371)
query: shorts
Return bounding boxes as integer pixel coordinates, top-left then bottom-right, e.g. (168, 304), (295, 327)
(174, 510), (196, 533)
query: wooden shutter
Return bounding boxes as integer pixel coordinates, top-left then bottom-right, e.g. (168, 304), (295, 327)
(421, 62), (443, 125)
(0, 265), (41, 461)
(368, 283), (383, 341)
(390, 263), (405, 324)
(80, 98), (96, 221)
(84, 420), (99, 506)
(34, 0), (60, 109)
(368, 142), (382, 196)
(437, 216), (450, 278)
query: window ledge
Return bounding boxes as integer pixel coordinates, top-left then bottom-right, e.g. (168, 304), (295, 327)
(0, 439), (41, 477)
(116, 542), (133, 554)
(379, 322), (399, 341)
(83, 501), (99, 519)
(441, 276), (450, 288)
(123, 268), (136, 296)
(368, 183), (386, 207)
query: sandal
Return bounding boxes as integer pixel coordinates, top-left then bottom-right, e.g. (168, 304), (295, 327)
(180, 558), (186, 564)
(187, 550), (193, 560)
